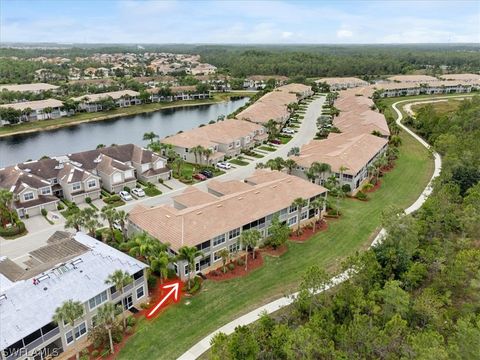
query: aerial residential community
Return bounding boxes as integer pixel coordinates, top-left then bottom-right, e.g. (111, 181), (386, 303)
(1, 1), (479, 360)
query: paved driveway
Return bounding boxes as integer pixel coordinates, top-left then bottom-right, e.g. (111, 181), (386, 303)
(0, 95), (325, 259)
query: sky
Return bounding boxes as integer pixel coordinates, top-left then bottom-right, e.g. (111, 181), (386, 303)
(1, 0), (479, 44)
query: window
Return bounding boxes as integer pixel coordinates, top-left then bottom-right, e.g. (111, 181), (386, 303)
(89, 290), (107, 310)
(228, 228), (240, 239)
(289, 205), (297, 213)
(91, 315), (98, 328)
(72, 182), (81, 191)
(133, 270), (143, 280)
(301, 211), (308, 221)
(212, 234), (226, 247)
(136, 285), (145, 300)
(288, 216), (297, 226)
(87, 179), (97, 188)
(23, 192), (34, 201)
(65, 322), (87, 345)
(280, 208), (288, 217)
(40, 187), (51, 195)
(173, 263), (178, 275)
(229, 242), (240, 253)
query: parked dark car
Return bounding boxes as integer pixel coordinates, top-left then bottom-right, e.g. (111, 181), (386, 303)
(271, 139), (281, 145)
(200, 169), (214, 178)
(193, 173), (207, 181)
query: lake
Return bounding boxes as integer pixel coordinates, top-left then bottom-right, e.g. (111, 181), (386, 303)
(0, 98), (248, 167)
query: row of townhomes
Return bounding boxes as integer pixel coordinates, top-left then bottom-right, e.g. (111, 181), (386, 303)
(128, 170), (328, 279)
(161, 119), (267, 164)
(147, 85), (211, 102)
(317, 77), (369, 91)
(0, 144), (170, 218)
(0, 99), (67, 122)
(296, 78), (390, 193)
(71, 90), (141, 112)
(0, 231), (148, 360)
(374, 73), (480, 97)
(236, 83), (313, 125)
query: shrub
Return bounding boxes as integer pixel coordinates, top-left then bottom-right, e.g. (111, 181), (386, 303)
(127, 316), (137, 327)
(209, 270), (221, 277)
(91, 350), (99, 358)
(85, 197), (92, 204)
(167, 268), (177, 279)
(228, 263), (235, 271)
(123, 186), (131, 192)
(25, 214), (29, 219)
(57, 203), (64, 210)
(237, 258), (245, 266)
(81, 349), (89, 356)
(158, 178), (164, 184)
(80, 354), (89, 360)
(135, 183), (141, 188)
(112, 331), (123, 344)
(140, 302), (150, 309)
(362, 182), (374, 192)
(41, 208), (48, 216)
(356, 191), (368, 201)
(341, 184), (351, 193)
(147, 274), (157, 290)
(126, 326), (134, 334)
(101, 348), (110, 358)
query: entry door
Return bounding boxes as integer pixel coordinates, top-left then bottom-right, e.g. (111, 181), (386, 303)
(123, 295), (133, 310)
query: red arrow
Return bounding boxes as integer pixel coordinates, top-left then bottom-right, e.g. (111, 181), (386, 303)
(146, 280), (182, 319)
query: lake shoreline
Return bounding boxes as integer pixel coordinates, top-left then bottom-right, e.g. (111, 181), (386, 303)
(0, 93), (254, 139)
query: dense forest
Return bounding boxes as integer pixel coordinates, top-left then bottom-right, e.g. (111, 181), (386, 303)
(210, 97), (480, 359)
(1, 44), (479, 81)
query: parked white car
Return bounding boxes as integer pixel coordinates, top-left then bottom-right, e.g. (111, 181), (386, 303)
(131, 187), (145, 197)
(282, 128), (295, 135)
(217, 162), (232, 170)
(119, 191), (133, 201)
(113, 221), (122, 230)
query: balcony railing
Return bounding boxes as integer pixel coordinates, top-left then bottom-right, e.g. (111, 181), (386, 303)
(134, 276), (144, 286)
(42, 327), (60, 343)
(124, 283), (133, 292)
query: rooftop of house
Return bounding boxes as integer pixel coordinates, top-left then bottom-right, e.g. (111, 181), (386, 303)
(374, 79), (480, 90)
(161, 119), (265, 149)
(0, 166), (51, 194)
(71, 90), (140, 102)
(0, 232), (147, 351)
(386, 74), (438, 82)
(0, 98), (64, 111)
(58, 163), (97, 184)
(247, 75), (289, 81)
(277, 83), (312, 94)
(291, 132), (388, 175)
(0, 83), (59, 92)
(129, 170), (327, 251)
(17, 158), (63, 181)
(438, 73), (480, 81)
(317, 77), (369, 86)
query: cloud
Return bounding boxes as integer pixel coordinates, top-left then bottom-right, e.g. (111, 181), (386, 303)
(281, 31), (293, 39)
(337, 29), (353, 38)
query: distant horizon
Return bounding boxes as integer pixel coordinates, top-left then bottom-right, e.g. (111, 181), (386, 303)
(1, 0), (479, 44)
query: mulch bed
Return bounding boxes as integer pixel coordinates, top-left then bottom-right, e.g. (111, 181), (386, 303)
(289, 220), (328, 242)
(206, 251), (264, 281)
(261, 244), (288, 257)
(364, 180), (382, 193)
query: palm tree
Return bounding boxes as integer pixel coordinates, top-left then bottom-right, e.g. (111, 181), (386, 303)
(177, 246), (204, 290)
(129, 232), (165, 262)
(218, 248), (230, 273)
(53, 300), (84, 360)
(192, 145), (204, 165)
(266, 157), (285, 171)
(204, 148), (213, 165)
(0, 189), (15, 226)
(339, 165), (349, 186)
(143, 132), (158, 144)
(172, 157), (185, 177)
(101, 205), (117, 242)
(64, 211), (84, 232)
(310, 198), (325, 232)
(115, 210), (128, 242)
(389, 135), (402, 147)
(150, 251), (171, 284)
(292, 198), (308, 235)
(284, 159), (297, 175)
(43, 107), (53, 119)
(265, 119), (278, 141)
(96, 303), (116, 355)
(240, 229), (261, 271)
(105, 270), (133, 330)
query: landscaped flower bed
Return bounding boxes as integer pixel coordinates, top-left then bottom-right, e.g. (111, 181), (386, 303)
(289, 220), (328, 242)
(206, 252), (264, 281)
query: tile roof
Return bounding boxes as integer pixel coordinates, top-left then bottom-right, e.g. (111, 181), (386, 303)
(386, 74), (438, 82)
(72, 90), (140, 102)
(129, 170), (327, 250)
(317, 77), (369, 86)
(438, 73), (480, 81)
(0, 83), (59, 92)
(0, 98), (64, 111)
(291, 132), (388, 175)
(0, 166), (51, 193)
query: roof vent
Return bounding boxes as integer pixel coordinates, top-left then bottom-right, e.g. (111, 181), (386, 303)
(254, 191), (260, 194)
(0, 294), (6, 302)
(24, 168), (31, 173)
(196, 211), (203, 215)
(237, 197), (244, 200)
(216, 204), (222, 207)
(43, 287), (48, 291)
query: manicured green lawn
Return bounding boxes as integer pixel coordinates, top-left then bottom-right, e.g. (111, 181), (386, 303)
(278, 135), (293, 144)
(259, 145), (277, 151)
(229, 158), (249, 166)
(117, 130), (434, 360)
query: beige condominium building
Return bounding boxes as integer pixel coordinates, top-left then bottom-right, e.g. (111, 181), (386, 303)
(128, 170), (327, 279)
(0, 99), (66, 124)
(72, 90), (141, 112)
(161, 119), (267, 165)
(316, 77), (369, 91)
(0, 232), (148, 360)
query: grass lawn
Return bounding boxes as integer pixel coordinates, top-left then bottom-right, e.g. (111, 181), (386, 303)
(173, 163), (225, 184)
(117, 129), (434, 360)
(278, 135), (293, 144)
(259, 145), (277, 152)
(0, 92), (255, 137)
(229, 158), (249, 166)
(143, 186), (162, 197)
(410, 98), (463, 115)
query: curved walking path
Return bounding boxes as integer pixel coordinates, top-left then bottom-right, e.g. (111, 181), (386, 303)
(177, 96), (450, 360)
